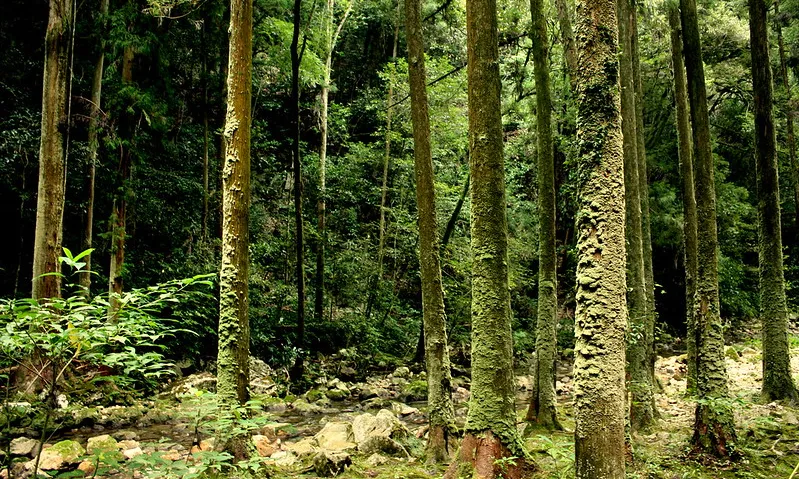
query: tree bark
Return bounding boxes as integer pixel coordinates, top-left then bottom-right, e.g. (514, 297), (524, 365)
(554, 0), (577, 93)
(405, 0), (457, 461)
(444, 0), (536, 474)
(749, 0), (798, 402)
(573, 0), (627, 473)
(80, 0), (109, 292)
(202, 20), (210, 242)
(618, 0), (655, 431)
(218, 0), (252, 416)
(32, 0), (73, 300)
(774, 0), (799, 246)
(108, 45), (134, 315)
(667, 3), (698, 393)
(525, 0), (561, 431)
(630, 0), (657, 418)
(680, 0), (737, 457)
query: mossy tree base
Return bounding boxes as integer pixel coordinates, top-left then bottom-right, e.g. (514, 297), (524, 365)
(426, 423), (457, 463)
(691, 403), (737, 459)
(443, 432), (537, 479)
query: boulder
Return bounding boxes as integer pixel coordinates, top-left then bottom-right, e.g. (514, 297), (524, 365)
(313, 451), (352, 477)
(292, 399), (323, 415)
(453, 387), (470, 403)
(392, 366), (411, 379)
(253, 435), (279, 457)
(725, 346), (740, 361)
(87, 434), (118, 455)
(10, 437), (39, 457)
(390, 402), (419, 416)
(122, 447), (143, 460)
(352, 409), (409, 456)
(270, 450), (298, 468)
(314, 422), (356, 451)
(339, 366), (358, 381)
(36, 440), (85, 471)
(78, 460), (95, 476)
(365, 453), (389, 467)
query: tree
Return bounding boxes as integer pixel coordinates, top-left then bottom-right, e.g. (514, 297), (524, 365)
(572, 0), (627, 473)
(680, 0), (737, 457)
(316, 0), (354, 321)
(617, 0), (652, 431)
(218, 0), (252, 440)
(405, 0), (457, 461)
(80, 0), (110, 292)
(631, 0), (657, 420)
(32, 0), (74, 300)
(774, 0), (799, 236)
(444, 0), (536, 472)
(748, 0), (798, 402)
(525, 0), (562, 431)
(667, 2), (698, 392)
(108, 44), (134, 313)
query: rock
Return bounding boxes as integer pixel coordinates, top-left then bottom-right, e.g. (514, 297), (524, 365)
(10, 437), (40, 457)
(741, 347), (758, 356)
(271, 450), (298, 468)
(313, 451), (352, 477)
(122, 447), (143, 460)
(253, 435), (279, 457)
(400, 380), (427, 402)
(314, 422), (356, 451)
(453, 387), (470, 403)
(112, 430), (138, 441)
(284, 438), (317, 458)
(37, 440), (85, 470)
(365, 453), (389, 467)
(161, 450), (182, 461)
(78, 459), (96, 476)
(359, 435), (406, 457)
(55, 394), (69, 409)
(352, 409), (409, 456)
(292, 399), (323, 415)
(516, 376), (533, 391)
(340, 366), (358, 381)
(725, 346), (740, 361)
(391, 402), (419, 416)
(87, 434), (119, 455)
(261, 423), (292, 441)
(118, 440), (140, 450)
(199, 438), (216, 451)
(250, 358), (276, 395)
(325, 389), (349, 401)
(392, 367), (411, 379)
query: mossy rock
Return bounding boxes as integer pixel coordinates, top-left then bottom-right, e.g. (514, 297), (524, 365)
(401, 380), (428, 402)
(725, 346), (740, 361)
(48, 440), (86, 463)
(325, 389), (349, 401)
(305, 389), (326, 402)
(87, 434), (119, 454)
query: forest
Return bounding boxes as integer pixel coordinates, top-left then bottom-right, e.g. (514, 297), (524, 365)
(1, 0), (799, 476)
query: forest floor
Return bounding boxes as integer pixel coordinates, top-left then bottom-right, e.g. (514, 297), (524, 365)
(4, 334), (799, 479)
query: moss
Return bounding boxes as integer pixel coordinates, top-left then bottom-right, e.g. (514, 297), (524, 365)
(49, 440), (85, 463)
(305, 389), (325, 402)
(401, 380), (428, 402)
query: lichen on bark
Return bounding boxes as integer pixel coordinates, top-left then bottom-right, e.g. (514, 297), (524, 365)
(572, 0), (627, 473)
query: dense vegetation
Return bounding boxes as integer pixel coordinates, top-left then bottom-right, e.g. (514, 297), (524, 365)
(2, 0), (799, 476)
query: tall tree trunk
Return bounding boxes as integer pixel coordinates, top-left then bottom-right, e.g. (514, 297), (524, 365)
(444, 0), (536, 474)
(405, 0), (457, 461)
(680, 0), (737, 457)
(630, 0), (657, 415)
(218, 0), (252, 422)
(573, 0), (627, 473)
(80, 0), (110, 292)
(619, 0), (655, 431)
(366, 4), (400, 321)
(525, 0), (561, 431)
(32, 0), (74, 300)
(202, 21), (210, 242)
(749, 0), (798, 402)
(667, 3), (698, 393)
(316, 0), (354, 321)
(774, 0), (799, 243)
(108, 45), (134, 314)
(290, 0), (306, 378)
(554, 0), (577, 93)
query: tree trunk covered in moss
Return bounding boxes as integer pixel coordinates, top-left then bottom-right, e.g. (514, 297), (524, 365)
(525, 0), (561, 432)
(80, 0), (109, 292)
(667, 3), (698, 393)
(775, 0), (799, 235)
(749, 0), (798, 402)
(218, 0), (252, 412)
(32, 0), (73, 300)
(680, 0), (737, 457)
(445, 0), (535, 473)
(405, 0), (457, 461)
(573, 0), (627, 472)
(108, 45), (134, 315)
(554, 0), (577, 93)
(619, 0), (655, 431)
(630, 1), (657, 417)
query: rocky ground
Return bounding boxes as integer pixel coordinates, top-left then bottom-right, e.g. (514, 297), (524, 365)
(2, 337), (798, 478)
